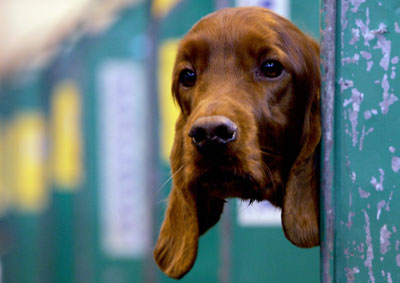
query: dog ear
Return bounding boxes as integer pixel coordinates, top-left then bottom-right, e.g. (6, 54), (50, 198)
(154, 115), (224, 279)
(281, 39), (321, 248)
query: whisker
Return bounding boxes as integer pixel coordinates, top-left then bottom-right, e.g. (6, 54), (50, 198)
(260, 146), (280, 157)
(156, 165), (184, 196)
(261, 161), (277, 193)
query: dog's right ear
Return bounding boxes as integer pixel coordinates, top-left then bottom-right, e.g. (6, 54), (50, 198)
(154, 116), (199, 279)
(154, 115), (224, 279)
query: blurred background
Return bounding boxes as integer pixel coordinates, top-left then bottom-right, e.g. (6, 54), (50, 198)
(0, 0), (320, 282)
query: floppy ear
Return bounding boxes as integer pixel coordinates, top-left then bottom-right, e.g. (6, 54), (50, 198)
(281, 39), (321, 248)
(154, 115), (224, 279)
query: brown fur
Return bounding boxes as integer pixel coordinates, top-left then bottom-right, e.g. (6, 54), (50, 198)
(154, 7), (321, 279)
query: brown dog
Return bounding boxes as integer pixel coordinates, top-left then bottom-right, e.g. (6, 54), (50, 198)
(154, 7), (321, 279)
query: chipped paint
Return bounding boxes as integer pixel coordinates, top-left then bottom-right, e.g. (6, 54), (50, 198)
(363, 109), (377, 120)
(342, 53), (360, 65)
(385, 191), (393, 211)
(391, 157), (400, 173)
(320, 1), (337, 281)
(326, 1), (400, 280)
(379, 75), (399, 114)
(387, 272), (393, 283)
(376, 200), (386, 220)
(395, 22), (400, 33)
(358, 126), (374, 151)
(349, 28), (360, 45)
(363, 210), (375, 282)
(339, 78), (354, 92)
(380, 225), (392, 255)
(366, 61), (373, 71)
(359, 187), (370, 198)
(350, 0), (365, 12)
(396, 254), (400, 267)
(345, 88), (364, 147)
(360, 50), (372, 59)
(370, 168), (384, 191)
(345, 266), (360, 283)
(374, 25), (391, 71)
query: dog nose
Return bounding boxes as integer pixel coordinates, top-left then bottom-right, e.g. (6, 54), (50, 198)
(189, 115), (237, 151)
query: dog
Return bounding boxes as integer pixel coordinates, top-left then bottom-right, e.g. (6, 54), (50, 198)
(154, 7), (321, 279)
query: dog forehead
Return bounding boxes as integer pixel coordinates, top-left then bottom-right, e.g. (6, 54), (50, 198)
(178, 8), (290, 62)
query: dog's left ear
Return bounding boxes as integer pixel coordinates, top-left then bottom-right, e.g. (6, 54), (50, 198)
(154, 115), (225, 278)
(281, 38), (321, 248)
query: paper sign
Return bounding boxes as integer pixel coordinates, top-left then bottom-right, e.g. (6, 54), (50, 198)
(98, 60), (150, 258)
(236, 0), (290, 18)
(237, 200), (281, 226)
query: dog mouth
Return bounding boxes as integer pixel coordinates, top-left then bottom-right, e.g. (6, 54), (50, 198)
(189, 166), (268, 202)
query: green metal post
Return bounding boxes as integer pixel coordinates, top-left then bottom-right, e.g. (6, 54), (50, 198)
(321, 0), (400, 281)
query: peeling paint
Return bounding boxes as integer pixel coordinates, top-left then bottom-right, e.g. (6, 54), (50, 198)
(345, 266), (360, 283)
(390, 67), (396, 80)
(391, 157), (400, 173)
(355, 9), (373, 46)
(395, 22), (400, 33)
(376, 200), (386, 220)
(331, 1), (399, 279)
(366, 61), (373, 71)
(387, 272), (392, 283)
(346, 88), (364, 147)
(360, 51), (372, 60)
(342, 53), (360, 65)
(363, 210), (375, 282)
(357, 243), (364, 253)
(385, 191), (393, 212)
(351, 171), (356, 183)
(379, 74), (398, 114)
(363, 109), (378, 120)
(349, 28), (360, 45)
(359, 187), (370, 198)
(379, 225), (391, 255)
(374, 26), (391, 71)
(370, 168), (384, 191)
(346, 211), (355, 229)
(350, 0), (365, 13)
(339, 78), (354, 92)
(359, 126), (365, 151)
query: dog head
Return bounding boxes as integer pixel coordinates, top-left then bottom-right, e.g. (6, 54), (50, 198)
(154, 7), (321, 279)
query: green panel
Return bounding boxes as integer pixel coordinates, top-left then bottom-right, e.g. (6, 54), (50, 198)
(0, 73), (50, 283)
(231, 214), (319, 283)
(78, 4), (151, 283)
(291, 0), (320, 38)
(326, 1), (400, 281)
(158, 0), (215, 40)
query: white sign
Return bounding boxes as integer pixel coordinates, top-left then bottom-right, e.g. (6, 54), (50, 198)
(237, 200), (281, 226)
(236, 0), (290, 19)
(98, 60), (150, 258)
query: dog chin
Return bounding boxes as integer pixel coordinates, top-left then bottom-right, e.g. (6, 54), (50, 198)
(189, 169), (265, 201)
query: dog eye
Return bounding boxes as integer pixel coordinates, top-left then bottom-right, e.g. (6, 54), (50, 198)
(179, 69), (197, 87)
(260, 60), (284, 78)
